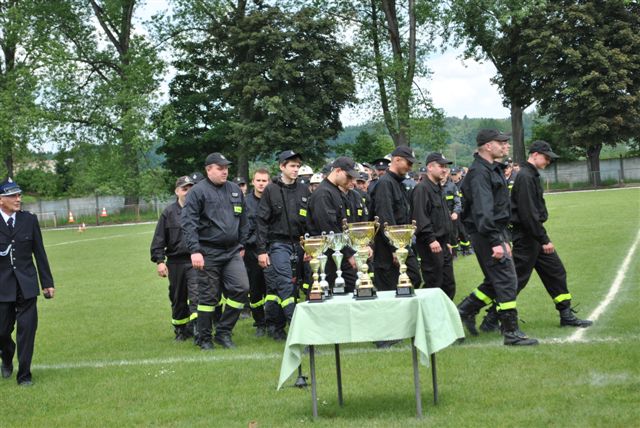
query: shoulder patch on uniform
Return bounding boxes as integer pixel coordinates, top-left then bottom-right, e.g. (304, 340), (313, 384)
(231, 192), (239, 197)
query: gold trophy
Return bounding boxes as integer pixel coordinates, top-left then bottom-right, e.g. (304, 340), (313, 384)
(383, 221), (417, 297)
(343, 217), (380, 300)
(327, 231), (348, 295)
(300, 234), (328, 302)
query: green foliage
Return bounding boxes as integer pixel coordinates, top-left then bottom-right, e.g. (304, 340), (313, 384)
(159, 2), (356, 178)
(14, 168), (59, 197)
(333, 130), (395, 162)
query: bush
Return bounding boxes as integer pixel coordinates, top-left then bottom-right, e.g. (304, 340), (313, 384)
(15, 168), (60, 197)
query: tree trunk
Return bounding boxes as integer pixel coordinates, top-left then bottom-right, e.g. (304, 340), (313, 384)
(237, 146), (249, 184)
(510, 103), (525, 163)
(586, 143), (602, 187)
(3, 149), (14, 178)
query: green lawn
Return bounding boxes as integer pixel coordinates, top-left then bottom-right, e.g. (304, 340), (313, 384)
(1, 188), (639, 427)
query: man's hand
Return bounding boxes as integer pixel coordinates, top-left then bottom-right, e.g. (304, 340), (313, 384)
(43, 288), (55, 299)
(240, 249), (245, 258)
(157, 262), (168, 277)
(542, 242), (555, 254)
(392, 254), (399, 267)
(258, 253), (270, 268)
(451, 212), (458, 221)
(347, 256), (356, 269)
(303, 253), (312, 262)
(429, 240), (442, 253)
(191, 253), (205, 270)
(491, 242), (512, 260)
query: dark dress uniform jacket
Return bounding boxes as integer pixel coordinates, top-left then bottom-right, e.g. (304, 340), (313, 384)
(150, 201), (191, 264)
(0, 211), (54, 302)
(510, 162), (550, 244)
(461, 153), (511, 247)
(307, 179), (355, 257)
(244, 191), (261, 248)
(411, 178), (453, 246)
(370, 170), (412, 269)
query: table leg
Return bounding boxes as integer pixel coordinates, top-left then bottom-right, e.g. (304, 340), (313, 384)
(411, 339), (423, 418)
(335, 344), (343, 406)
(310, 345), (318, 418)
(431, 353), (438, 404)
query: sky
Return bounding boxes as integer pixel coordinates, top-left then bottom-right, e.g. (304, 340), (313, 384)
(138, 0), (518, 124)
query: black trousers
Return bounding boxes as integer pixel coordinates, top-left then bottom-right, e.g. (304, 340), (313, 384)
(197, 252), (249, 340)
(324, 249), (358, 293)
(453, 219), (471, 248)
(512, 228), (571, 310)
(471, 232), (518, 309)
(0, 286), (37, 384)
(167, 262), (199, 330)
(373, 252), (422, 292)
(244, 247), (266, 328)
(415, 237), (456, 299)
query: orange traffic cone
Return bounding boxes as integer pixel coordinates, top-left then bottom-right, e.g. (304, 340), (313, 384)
(68, 211), (75, 223)
(101, 207), (108, 217)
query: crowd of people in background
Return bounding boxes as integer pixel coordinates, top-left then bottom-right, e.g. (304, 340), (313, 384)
(149, 129), (592, 352)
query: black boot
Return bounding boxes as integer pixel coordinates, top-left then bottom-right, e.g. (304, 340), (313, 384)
(499, 310), (538, 346)
(197, 311), (214, 350)
(457, 294), (485, 336)
(479, 305), (500, 333)
(559, 307), (593, 327)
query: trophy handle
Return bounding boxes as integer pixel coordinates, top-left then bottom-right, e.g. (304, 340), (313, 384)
(374, 216), (381, 237)
(299, 235), (305, 248)
(342, 218), (348, 232)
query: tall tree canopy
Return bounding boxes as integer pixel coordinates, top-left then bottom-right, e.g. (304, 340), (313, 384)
(519, 0), (640, 183)
(159, 1), (356, 179)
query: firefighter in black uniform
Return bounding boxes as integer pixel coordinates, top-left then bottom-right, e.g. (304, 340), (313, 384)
(456, 129), (538, 346)
(256, 151), (310, 341)
(307, 157), (359, 292)
(345, 175), (369, 223)
(411, 153), (456, 299)
(442, 167), (462, 258)
(150, 175), (199, 342)
(370, 146), (422, 291)
(450, 167), (472, 256)
(181, 152), (250, 350)
(367, 158), (389, 195)
(244, 168), (271, 337)
(480, 141), (592, 331)
(0, 178), (55, 386)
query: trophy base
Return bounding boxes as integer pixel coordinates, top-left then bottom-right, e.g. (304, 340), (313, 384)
(354, 287), (377, 300)
(395, 286), (415, 297)
(333, 286), (347, 295)
(308, 290), (325, 302)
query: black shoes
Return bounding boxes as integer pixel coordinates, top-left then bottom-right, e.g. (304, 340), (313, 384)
(18, 379), (33, 387)
(255, 326), (266, 337)
(272, 330), (287, 342)
(503, 330), (539, 346)
(560, 308), (593, 328)
(1, 362), (12, 379)
(199, 340), (214, 351)
(479, 306), (500, 333)
(214, 335), (237, 349)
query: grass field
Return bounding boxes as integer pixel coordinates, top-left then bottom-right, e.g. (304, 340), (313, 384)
(1, 188), (639, 427)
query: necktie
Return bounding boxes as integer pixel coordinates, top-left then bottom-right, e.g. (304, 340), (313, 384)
(7, 217), (14, 231)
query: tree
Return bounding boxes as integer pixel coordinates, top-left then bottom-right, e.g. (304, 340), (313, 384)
(519, 0), (640, 184)
(42, 0), (164, 202)
(318, 0), (445, 148)
(0, 0), (51, 178)
(333, 130), (395, 161)
(446, 0), (544, 163)
(160, 2), (356, 179)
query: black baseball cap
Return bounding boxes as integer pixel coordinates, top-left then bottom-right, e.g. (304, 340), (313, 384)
(371, 158), (390, 171)
(391, 146), (418, 164)
(205, 152), (232, 166)
(450, 167), (461, 175)
(0, 178), (22, 196)
(233, 177), (247, 185)
(425, 152), (453, 166)
(189, 172), (204, 183)
(175, 175), (195, 189)
(476, 129), (511, 146)
(277, 150), (302, 164)
(332, 157), (359, 178)
(356, 172), (369, 182)
(529, 140), (560, 160)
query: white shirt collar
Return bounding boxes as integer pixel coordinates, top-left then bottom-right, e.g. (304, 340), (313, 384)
(0, 209), (15, 226)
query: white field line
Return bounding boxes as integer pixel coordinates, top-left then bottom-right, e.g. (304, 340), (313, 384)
(44, 221), (156, 232)
(546, 186), (640, 196)
(566, 227), (640, 343)
(46, 231), (151, 247)
(32, 335), (640, 371)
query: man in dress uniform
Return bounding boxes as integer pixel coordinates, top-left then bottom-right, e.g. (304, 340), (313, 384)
(182, 153), (250, 350)
(456, 129), (538, 346)
(150, 175), (199, 342)
(0, 178), (55, 386)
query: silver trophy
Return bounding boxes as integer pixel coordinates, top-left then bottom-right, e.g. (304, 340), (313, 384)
(328, 231), (348, 294)
(317, 253), (331, 299)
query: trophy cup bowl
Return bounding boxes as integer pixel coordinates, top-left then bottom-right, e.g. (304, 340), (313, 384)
(300, 234), (328, 302)
(343, 217), (380, 300)
(327, 231), (348, 295)
(383, 221), (417, 297)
